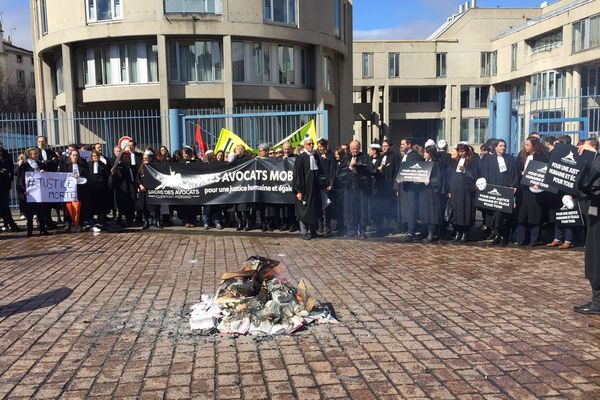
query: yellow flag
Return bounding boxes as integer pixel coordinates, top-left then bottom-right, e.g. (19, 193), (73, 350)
(214, 128), (253, 154)
(274, 120), (318, 148)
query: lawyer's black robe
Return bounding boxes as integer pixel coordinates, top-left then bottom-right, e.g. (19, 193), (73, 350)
(379, 151), (401, 221)
(516, 153), (548, 225)
(578, 154), (600, 289)
(319, 151), (337, 219)
(88, 160), (111, 216)
(341, 153), (373, 228)
(483, 154), (518, 231)
(398, 151), (423, 225)
(448, 158), (478, 226)
(113, 162), (137, 218)
(293, 151), (323, 227)
(418, 160), (443, 225)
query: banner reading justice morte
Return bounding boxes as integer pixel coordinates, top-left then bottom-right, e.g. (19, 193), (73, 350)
(143, 158), (296, 205)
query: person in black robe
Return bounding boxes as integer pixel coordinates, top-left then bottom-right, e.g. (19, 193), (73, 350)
(482, 139), (518, 245)
(293, 137), (323, 240)
(88, 151), (111, 227)
(418, 147), (443, 242)
(317, 138), (336, 236)
(0, 142), (20, 232)
(136, 150), (162, 230)
(280, 141), (298, 232)
(448, 143), (479, 242)
(231, 145), (254, 230)
(377, 139), (401, 235)
(397, 138), (423, 242)
(17, 148), (50, 236)
(515, 137), (548, 246)
(368, 143), (384, 235)
(111, 151), (137, 226)
(574, 141), (600, 314)
(341, 140), (374, 239)
(333, 148), (348, 236)
(59, 149), (93, 232)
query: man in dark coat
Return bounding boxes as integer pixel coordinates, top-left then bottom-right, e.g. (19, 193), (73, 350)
(397, 137), (423, 242)
(293, 137), (323, 240)
(341, 140), (373, 239)
(575, 142), (600, 314)
(281, 141), (298, 232)
(368, 143), (384, 235)
(0, 141), (20, 232)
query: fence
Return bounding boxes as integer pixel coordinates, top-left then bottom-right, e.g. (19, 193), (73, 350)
(1, 104), (324, 208)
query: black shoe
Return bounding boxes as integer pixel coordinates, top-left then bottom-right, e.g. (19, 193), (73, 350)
(453, 232), (461, 242)
(480, 224), (489, 232)
(302, 233), (311, 241)
(280, 224), (289, 232)
(26, 224), (33, 237)
(499, 237), (509, 246)
(460, 233), (469, 243)
(529, 241), (543, 247)
(423, 233), (434, 243)
(216, 223), (223, 230)
(574, 302), (600, 315)
(10, 225), (23, 232)
(289, 223), (299, 233)
(244, 221), (252, 231)
(492, 236), (501, 245)
(261, 223), (268, 232)
(345, 231), (357, 238)
(155, 220), (163, 229)
(142, 220), (150, 230)
(516, 241), (527, 246)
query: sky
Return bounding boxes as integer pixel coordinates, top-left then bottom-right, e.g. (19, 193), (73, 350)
(1, 0), (552, 50)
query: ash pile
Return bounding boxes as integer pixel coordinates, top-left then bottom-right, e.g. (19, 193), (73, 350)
(189, 256), (337, 335)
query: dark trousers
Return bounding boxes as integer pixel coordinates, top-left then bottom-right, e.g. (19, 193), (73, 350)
(516, 224), (540, 244)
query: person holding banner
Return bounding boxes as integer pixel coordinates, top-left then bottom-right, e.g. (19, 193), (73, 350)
(377, 140), (401, 236)
(232, 144), (254, 231)
(60, 149), (93, 233)
(516, 137), (548, 247)
(112, 151), (137, 227)
(88, 151), (111, 227)
(17, 148), (49, 236)
(418, 146), (444, 242)
(482, 139), (518, 246)
(137, 150), (163, 230)
(448, 143), (478, 242)
(0, 142), (21, 233)
(293, 137), (323, 240)
(317, 138), (336, 236)
(281, 141), (298, 232)
(574, 141), (600, 314)
(398, 138), (423, 242)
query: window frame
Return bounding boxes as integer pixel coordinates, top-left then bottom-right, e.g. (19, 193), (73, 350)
(39, 0), (48, 36)
(388, 52), (400, 78)
(480, 51), (497, 77)
(263, 0), (297, 26)
(169, 40), (223, 83)
(511, 43), (518, 72)
(362, 52), (373, 79)
(436, 52), (447, 77)
(87, 0), (122, 23)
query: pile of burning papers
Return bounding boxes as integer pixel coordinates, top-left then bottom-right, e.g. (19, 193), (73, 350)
(189, 256), (337, 335)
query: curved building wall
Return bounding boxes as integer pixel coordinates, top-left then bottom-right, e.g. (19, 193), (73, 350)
(29, 0), (354, 147)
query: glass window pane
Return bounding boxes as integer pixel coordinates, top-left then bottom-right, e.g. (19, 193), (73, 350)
(119, 44), (127, 82)
(96, 0), (112, 20)
(278, 45), (294, 84)
(288, 0), (295, 24)
(232, 42), (245, 82)
(273, 0), (285, 22)
(128, 43), (138, 83)
(169, 42), (179, 81)
(213, 41), (222, 81)
(147, 44), (158, 82)
(264, 0), (271, 20)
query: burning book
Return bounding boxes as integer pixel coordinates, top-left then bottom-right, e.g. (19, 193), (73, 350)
(189, 256), (337, 335)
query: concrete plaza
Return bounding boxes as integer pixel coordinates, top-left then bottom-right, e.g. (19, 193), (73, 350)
(0, 230), (599, 399)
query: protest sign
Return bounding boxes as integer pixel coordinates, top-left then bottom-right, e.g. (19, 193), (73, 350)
(26, 172), (78, 203)
(395, 161), (433, 183)
(475, 184), (514, 213)
(544, 144), (595, 195)
(520, 159), (558, 194)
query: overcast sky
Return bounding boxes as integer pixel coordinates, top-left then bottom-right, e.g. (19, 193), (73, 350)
(1, 0), (550, 50)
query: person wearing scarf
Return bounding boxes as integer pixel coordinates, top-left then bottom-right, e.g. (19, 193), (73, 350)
(88, 150), (111, 229)
(293, 137), (323, 240)
(16, 148), (50, 236)
(59, 149), (92, 232)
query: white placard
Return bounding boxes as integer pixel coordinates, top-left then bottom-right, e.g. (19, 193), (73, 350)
(25, 172), (78, 203)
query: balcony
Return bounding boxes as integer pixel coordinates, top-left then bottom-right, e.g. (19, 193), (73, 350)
(164, 0), (223, 14)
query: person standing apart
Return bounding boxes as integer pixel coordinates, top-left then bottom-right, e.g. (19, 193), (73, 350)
(293, 137), (323, 240)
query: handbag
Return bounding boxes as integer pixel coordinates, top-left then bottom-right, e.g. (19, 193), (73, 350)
(444, 201), (454, 223)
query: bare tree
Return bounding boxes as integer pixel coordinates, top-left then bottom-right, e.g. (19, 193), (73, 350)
(0, 67), (36, 114)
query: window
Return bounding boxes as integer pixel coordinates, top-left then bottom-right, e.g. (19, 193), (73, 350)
(436, 53), (446, 77)
(264, 0), (296, 25)
(388, 53), (400, 78)
(300, 47), (314, 87)
(362, 52), (373, 78)
(251, 43), (271, 83)
(531, 70), (564, 100)
(164, 0), (223, 14)
(87, 0), (122, 22)
(529, 29), (562, 54)
(168, 40), (222, 82)
(232, 42), (245, 82)
(460, 118), (488, 143)
(17, 70), (26, 87)
(461, 86), (489, 109)
(511, 43), (517, 71)
(76, 41), (159, 87)
(278, 45), (294, 85)
(324, 54), (334, 91)
(573, 14), (600, 53)
(480, 51), (497, 77)
(17, 55), (23, 63)
(55, 56), (64, 93)
(334, 0), (342, 38)
(39, 0), (48, 35)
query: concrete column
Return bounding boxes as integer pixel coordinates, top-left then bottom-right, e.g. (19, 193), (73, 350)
(371, 85), (380, 143)
(382, 84), (389, 139)
(60, 44), (76, 144)
(361, 88), (368, 144)
(573, 66), (583, 139)
(314, 45), (325, 138)
(223, 34), (234, 124)
(41, 58), (56, 143)
(524, 80), (532, 138)
(156, 34), (171, 148)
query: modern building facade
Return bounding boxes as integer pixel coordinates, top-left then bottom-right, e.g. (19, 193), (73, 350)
(353, 0), (600, 148)
(29, 0), (353, 147)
